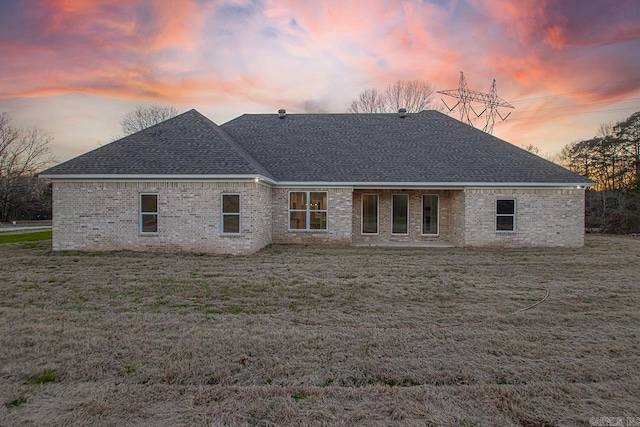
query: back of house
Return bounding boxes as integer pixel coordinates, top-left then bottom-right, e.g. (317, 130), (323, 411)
(40, 109), (594, 254)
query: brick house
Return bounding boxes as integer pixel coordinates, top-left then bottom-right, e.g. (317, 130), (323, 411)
(40, 109), (594, 254)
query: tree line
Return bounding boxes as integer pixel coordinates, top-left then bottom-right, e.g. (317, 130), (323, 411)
(0, 113), (53, 223)
(560, 111), (640, 233)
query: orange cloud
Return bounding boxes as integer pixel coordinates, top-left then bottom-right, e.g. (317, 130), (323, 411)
(1, 0), (638, 142)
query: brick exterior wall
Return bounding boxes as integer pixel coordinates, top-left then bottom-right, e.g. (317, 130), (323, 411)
(52, 182), (586, 253)
(52, 181), (272, 255)
(351, 189), (464, 245)
(271, 187), (352, 245)
(462, 188), (585, 247)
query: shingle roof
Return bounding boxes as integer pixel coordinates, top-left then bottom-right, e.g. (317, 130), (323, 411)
(42, 109), (593, 185)
(41, 109), (274, 179)
(222, 111), (593, 184)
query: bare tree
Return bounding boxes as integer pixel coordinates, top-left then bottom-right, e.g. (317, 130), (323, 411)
(120, 104), (179, 135)
(348, 89), (386, 113)
(348, 80), (438, 113)
(0, 113), (54, 222)
(0, 112), (20, 158)
(384, 80), (436, 112)
(522, 144), (541, 155)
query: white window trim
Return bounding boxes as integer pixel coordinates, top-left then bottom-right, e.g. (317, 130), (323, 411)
(221, 193), (242, 235)
(361, 193), (379, 235)
(139, 193), (159, 235)
(421, 194), (440, 236)
(288, 191), (328, 232)
(391, 194), (409, 235)
(496, 198), (517, 232)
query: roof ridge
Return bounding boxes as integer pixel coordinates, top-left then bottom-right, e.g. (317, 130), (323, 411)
(191, 110), (276, 180)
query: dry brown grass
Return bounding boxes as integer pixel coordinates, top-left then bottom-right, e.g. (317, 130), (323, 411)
(1, 235), (639, 426)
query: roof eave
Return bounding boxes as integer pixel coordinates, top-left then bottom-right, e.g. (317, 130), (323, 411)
(276, 181), (596, 189)
(39, 175), (595, 189)
(39, 173), (278, 185)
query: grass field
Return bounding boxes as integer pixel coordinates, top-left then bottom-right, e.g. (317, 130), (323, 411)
(1, 236), (638, 426)
(0, 230), (52, 244)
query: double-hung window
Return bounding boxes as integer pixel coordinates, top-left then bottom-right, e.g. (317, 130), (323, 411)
(289, 191), (327, 230)
(392, 194), (409, 234)
(140, 193), (158, 234)
(221, 193), (241, 235)
(422, 195), (439, 235)
(496, 199), (516, 232)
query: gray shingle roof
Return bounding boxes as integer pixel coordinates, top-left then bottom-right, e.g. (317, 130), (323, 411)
(41, 109), (274, 179)
(222, 110), (593, 184)
(42, 109), (593, 185)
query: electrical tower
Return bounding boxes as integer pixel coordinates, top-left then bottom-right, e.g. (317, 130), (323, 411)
(437, 72), (514, 134)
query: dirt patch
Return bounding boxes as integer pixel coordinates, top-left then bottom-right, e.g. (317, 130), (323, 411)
(1, 235), (638, 426)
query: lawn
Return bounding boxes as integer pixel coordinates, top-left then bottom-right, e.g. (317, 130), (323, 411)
(0, 236), (638, 426)
(0, 230), (52, 244)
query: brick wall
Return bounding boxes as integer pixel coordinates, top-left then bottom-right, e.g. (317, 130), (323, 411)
(462, 187), (585, 247)
(351, 189), (463, 245)
(52, 182), (586, 252)
(52, 180), (272, 254)
(271, 187), (352, 245)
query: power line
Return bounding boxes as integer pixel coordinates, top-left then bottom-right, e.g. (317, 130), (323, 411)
(496, 106), (640, 122)
(503, 106), (640, 121)
(508, 90), (640, 105)
(509, 98), (640, 112)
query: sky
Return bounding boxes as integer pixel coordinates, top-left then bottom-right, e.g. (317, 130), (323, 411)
(1, 0), (639, 164)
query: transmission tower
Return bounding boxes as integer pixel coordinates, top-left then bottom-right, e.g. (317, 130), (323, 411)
(437, 72), (514, 134)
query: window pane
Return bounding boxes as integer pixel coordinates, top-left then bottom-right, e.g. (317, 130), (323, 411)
(290, 211), (306, 229)
(290, 192), (306, 210)
(223, 215), (240, 233)
(310, 212), (327, 230)
(310, 192), (327, 210)
(497, 216), (514, 231)
(141, 214), (157, 233)
(392, 195), (408, 234)
(222, 194), (240, 213)
(423, 195), (438, 234)
(141, 194), (157, 213)
(497, 199), (515, 215)
(362, 194), (378, 234)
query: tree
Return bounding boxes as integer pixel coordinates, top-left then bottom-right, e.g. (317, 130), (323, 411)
(348, 89), (386, 113)
(120, 104), (179, 135)
(0, 112), (54, 222)
(560, 111), (640, 233)
(348, 80), (438, 113)
(614, 111), (640, 186)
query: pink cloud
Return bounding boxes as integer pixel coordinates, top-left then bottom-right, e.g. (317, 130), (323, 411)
(473, 0), (640, 49)
(0, 0), (638, 162)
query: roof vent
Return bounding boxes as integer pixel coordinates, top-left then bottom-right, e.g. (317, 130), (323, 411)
(278, 109), (286, 119)
(399, 108), (407, 118)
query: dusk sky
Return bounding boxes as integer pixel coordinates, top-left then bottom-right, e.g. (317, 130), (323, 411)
(1, 0), (639, 164)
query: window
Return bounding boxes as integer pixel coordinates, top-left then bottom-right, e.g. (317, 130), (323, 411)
(496, 199), (516, 231)
(392, 194), (409, 234)
(140, 194), (158, 234)
(289, 191), (327, 231)
(422, 195), (439, 235)
(362, 194), (378, 234)
(222, 193), (241, 234)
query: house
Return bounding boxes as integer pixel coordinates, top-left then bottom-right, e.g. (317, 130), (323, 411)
(40, 109), (594, 254)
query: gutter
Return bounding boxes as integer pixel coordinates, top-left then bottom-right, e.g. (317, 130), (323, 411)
(39, 175), (595, 189)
